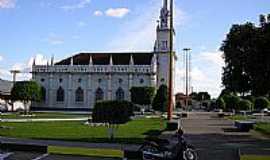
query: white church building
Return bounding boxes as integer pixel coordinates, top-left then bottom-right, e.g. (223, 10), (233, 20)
(31, 0), (176, 111)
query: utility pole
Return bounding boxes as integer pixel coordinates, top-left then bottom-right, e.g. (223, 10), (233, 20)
(183, 48), (191, 110)
(10, 70), (20, 112)
(10, 70), (20, 84)
(167, 0), (174, 120)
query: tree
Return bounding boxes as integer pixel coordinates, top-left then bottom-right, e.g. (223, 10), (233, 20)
(222, 94), (240, 111)
(197, 92), (211, 101)
(176, 102), (182, 109)
(221, 15), (270, 96)
(221, 23), (255, 95)
(152, 85), (168, 112)
(130, 87), (155, 108)
(92, 100), (134, 140)
(216, 98), (226, 110)
(254, 97), (270, 110)
(11, 81), (41, 114)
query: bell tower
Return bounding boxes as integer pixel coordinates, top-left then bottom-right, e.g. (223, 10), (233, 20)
(155, 0), (174, 87)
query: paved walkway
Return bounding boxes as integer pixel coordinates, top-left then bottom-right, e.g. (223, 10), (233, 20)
(180, 112), (270, 155)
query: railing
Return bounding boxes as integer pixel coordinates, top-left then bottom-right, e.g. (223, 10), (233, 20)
(32, 65), (155, 74)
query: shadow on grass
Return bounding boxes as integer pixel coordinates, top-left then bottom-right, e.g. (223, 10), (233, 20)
(30, 129), (165, 145)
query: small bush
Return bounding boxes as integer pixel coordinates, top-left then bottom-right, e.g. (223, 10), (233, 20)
(254, 97), (270, 110)
(92, 101), (134, 124)
(238, 99), (252, 111)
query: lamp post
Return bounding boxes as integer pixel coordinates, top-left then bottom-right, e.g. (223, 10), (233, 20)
(183, 48), (191, 110)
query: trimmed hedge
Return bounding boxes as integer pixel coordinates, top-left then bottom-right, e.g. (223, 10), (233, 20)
(92, 101), (134, 125)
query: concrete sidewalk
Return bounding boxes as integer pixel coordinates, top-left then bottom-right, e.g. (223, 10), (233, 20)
(180, 112), (270, 155)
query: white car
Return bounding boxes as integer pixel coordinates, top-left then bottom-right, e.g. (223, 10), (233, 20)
(262, 108), (270, 114)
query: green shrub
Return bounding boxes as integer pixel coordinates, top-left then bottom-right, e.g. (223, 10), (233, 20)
(130, 87), (155, 106)
(254, 97), (270, 110)
(176, 102), (182, 108)
(216, 98), (225, 110)
(238, 99), (252, 111)
(152, 85), (168, 112)
(92, 101), (134, 124)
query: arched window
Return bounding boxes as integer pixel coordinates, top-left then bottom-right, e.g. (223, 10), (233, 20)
(41, 87), (46, 102)
(95, 88), (104, 102)
(75, 87), (84, 102)
(116, 88), (125, 101)
(57, 87), (65, 102)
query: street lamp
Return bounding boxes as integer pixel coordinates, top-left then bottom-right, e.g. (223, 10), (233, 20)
(183, 48), (191, 110)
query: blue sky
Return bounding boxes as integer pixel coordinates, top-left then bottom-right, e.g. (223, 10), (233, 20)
(0, 0), (269, 97)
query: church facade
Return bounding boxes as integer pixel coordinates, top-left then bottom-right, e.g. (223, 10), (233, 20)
(31, 0), (175, 111)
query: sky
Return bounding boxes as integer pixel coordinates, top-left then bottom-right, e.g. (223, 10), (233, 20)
(0, 0), (270, 98)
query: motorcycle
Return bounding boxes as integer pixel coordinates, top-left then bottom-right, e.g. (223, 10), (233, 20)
(139, 128), (198, 160)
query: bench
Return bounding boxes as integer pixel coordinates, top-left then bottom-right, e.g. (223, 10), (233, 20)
(234, 120), (255, 132)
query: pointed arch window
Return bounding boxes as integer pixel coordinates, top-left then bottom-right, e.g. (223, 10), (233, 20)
(57, 87), (65, 102)
(116, 87), (125, 101)
(95, 88), (104, 102)
(41, 87), (46, 102)
(75, 87), (84, 102)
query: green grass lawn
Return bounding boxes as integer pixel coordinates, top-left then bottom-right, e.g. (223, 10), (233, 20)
(227, 115), (255, 121)
(0, 118), (165, 144)
(48, 146), (123, 158)
(0, 112), (89, 119)
(241, 155), (270, 160)
(255, 122), (270, 136)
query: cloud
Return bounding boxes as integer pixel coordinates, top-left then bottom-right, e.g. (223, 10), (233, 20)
(199, 51), (224, 67)
(175, 50), (224, 98)
(45, 33), (64, 45)
(94, 10), (103, 16)
(105, 8), (130, 18)
(107, 0), (186, 51)
(77, 21), (87, 27)
(0, 55), (3, 61)
(0, 68), (11, 80)
(0, 0), (15, 9)
(61, 0), (90, 11)
(10, 54), (49, 81)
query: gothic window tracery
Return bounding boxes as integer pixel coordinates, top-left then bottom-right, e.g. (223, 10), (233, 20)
(95, 88), (104, 102)
(41, 86), (46, 102)
(75, 87), (84, 102)
(116, 88), (125, 101)
(57, 87), (65, 102)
